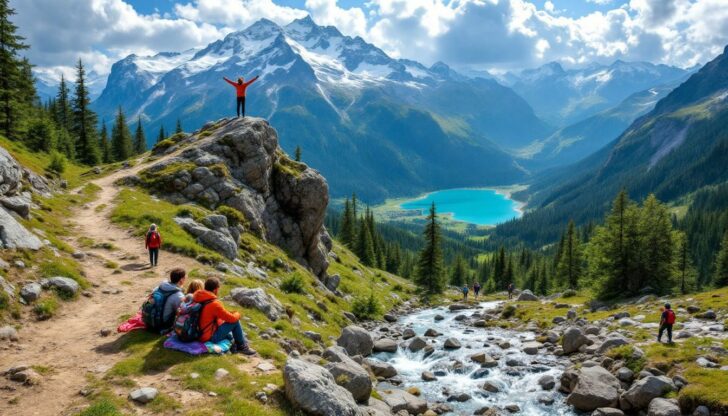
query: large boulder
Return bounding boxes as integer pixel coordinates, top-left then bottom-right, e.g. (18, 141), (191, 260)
(566, 366), (621, 411)
(230, 287), (284, 321)
(373, 338), (398, 353)
(620, 376), (675, 410)
(517, 289), (539, 301)
(20, 282), (42, 303)
(325, 357), (372, 403)
(337, 326), (374, 357)
(366, 359), (397, 378)
(597, 334), (629, 354)
(378, 389), (427, 414)
(0, 206), (42, 250)
(647, 398), (680, 416)
(562, 327), (589, 354)
(41, 277), (80, 297)
(0, 147), (23, 196)
(139, 119), (330, 278)
(284, 358), (363, 416)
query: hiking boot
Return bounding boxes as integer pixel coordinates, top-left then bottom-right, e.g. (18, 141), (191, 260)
(234, 343), (256, 355)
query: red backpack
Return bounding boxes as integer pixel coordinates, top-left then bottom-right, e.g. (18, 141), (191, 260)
(147, 231), (161, 248)
(665, 309), (676, 325)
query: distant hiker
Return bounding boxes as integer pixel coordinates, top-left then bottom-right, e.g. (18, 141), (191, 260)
(462, 285), (469, 301)
(473, 282), (481, 299)
(223, 75), (260, 118)
(192, 277), (256, 355)
(507, 283), (514, 299)
(184, 279), (204, 302)
(141, 268), (186, 333)
(145, 224), (162, 267)
(658, 303), (676, 343)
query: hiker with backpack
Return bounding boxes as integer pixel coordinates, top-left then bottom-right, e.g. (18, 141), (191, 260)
(507, 282), (515, 299)
(141, 268), (186, 333)
(473, 281), (481, 299)
(188, 277), (256, 355)
(658, 303), (676, 344)
(145, 224), (162, 267)
(462, 284), (469, 301)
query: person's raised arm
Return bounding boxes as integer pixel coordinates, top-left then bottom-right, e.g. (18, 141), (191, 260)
(244, 75), (260, 86)
(223, 77), (237, 87)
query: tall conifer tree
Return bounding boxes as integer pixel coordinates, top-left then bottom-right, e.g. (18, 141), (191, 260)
(111, 107), (133, 161)
(133, 117), (146, 154)
(72, 59), (100, 164)
(415, 203), (445, 296)
(0, 0), (28, 138)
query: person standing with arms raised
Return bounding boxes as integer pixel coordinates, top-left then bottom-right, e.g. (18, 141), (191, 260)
(223, 75), (259, 118)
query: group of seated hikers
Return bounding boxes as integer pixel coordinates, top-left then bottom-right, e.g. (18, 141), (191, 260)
(141, 268), (256, 355)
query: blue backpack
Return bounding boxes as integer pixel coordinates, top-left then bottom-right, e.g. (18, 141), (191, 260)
(173, 299), (213, 342)
(141, 287), (179, 331)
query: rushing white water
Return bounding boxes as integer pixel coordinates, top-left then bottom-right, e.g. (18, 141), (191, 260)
(371, 301), (578, 415)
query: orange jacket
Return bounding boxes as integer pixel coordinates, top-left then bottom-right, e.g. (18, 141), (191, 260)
(192, 290), (240, 342)
(224, 76), (258, 97)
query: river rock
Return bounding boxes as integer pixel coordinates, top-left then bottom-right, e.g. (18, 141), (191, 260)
(373, 338), (398, 353)
(421, 371), (436, 381)
(596, 334), (629, 354)
(517, 289), (538, 301)
(19, 282), (42, 302)
(326, 357), (372, 403)
(230, 287), (284, 321)
(693, 405), (710, 416)
(562, 327), (589, 354)
(402, 328), (415, 340)
(284, 358), (362, 415)
(538, 375), (555, 390)
(408, 336), (427, 352)
(482, 381), (500, 393)
(444, 337), (461, 349)
(647, 398), (680, 416)
(620, 375), (675, 410)
(338, 326), (374, 356)
(616, 367), (634, 383)
(366, 359), (397, 378)
(42, 276), (80, 297)
(424, 328), (441, 337)
(566, 366), (621, 411)
(592, 408), (624, 416)
(698, 310), (717, 320)
(522, 341), (542, 355)
(378, 389), (427, 414)
(129, 387), (158, 404)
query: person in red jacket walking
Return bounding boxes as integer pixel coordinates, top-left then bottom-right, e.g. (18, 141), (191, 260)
(145, 223), (162, 268)
(223, 75), (259, 118)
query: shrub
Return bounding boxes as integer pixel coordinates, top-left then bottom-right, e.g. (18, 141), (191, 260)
(351, 291), (381, 320)
(47, 151), (66, 174)
(501, 304), (516, 319)
(280, 274), (305, 294)
(392, 283), (404, 292)
(562, 289), (577, 298)
(216, 205), (247, 227)
(34, 297), (59, 320)
(0, 290), (9, 310)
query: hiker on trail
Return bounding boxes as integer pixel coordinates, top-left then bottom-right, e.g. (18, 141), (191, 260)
(192, 277), (256, 355)
(462, 284), (469, 301)
(473, 282), (481, 299)
(658, 303), (676, 344)
(141, 268), (186, 332)
(145, 224), (162, 268)
(507, 282), (514, 299)
(223, 75), (260, 118)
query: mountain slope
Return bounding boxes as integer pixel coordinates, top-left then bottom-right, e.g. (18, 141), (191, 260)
(92, 17), (545, 201)
(492, 45), (728, 246)
(506, 60), (689, 126)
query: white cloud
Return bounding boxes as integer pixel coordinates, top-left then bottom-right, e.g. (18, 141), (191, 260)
(304, 0), (368, 37)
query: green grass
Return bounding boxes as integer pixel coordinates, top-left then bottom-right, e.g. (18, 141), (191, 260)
(0, 135), (91, 188)
(33, 296), (59, 320)
(77, 399), (124, 416)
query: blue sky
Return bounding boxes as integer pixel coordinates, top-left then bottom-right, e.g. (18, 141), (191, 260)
(12, 0), (728, 83)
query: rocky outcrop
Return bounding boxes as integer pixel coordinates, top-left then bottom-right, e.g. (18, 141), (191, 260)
(283, 358), (363, 416)
(137, 118), (331, 277)
(230, 287), (284, 321)
(325, 356), (372, 403)
(174, 215), (241, 259)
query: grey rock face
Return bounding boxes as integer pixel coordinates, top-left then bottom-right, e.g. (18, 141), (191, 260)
(566, 366), (621, 411)
(337, 326), (374, 357)
(1, 195), (30, 218)
(20, 282), (42, 303)
(620, 376), (675, 410)
(562, 327), (589, 354)
(517, 289), (538, 301)
(284, 358), (363, 416)
(175, 215), (239, 260)
(647, 398), (681, 416)
(230, 287), (284, 321)
(138, 118), (330, 278)
(42, 276), (80, 297)
(0, 206), (42, 249)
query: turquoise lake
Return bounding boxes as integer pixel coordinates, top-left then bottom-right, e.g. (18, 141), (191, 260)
(399, 188), (522, 226)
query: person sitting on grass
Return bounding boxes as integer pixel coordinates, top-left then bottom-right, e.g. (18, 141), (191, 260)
(184, 279), (204, 302)
(193, 277), (256, 355)
(142, 268), (186, 332)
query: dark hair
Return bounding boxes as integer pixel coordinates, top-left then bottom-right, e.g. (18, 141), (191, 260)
(205, 277), (220, 292)
(664, 303), (671, 309)
(170, 268), (186, 284)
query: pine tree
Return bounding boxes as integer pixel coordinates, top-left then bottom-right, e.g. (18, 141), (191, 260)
(54, 75), (72, 132)
(450, 255), (467, 287)
(714, 229), (728, 287)
(157, 125), (166, 143)
(175, 118), (183, 134)
(110, 107), (133, 161)
(493, 247), (506, 289)
(0, 0), (28, 139)
(133, 117), (146, 154)
(339, 198), (357, 248)
(356, 217), (376, 267)
(16, 58), (37, 110)
(556, 220), (582, 289)
(639, 194), (674, 294)
(294, 145), (302, 162)
(674, 231), (696, 294)
(56, 127), (75, 160)
(24, 114), (56, 152)
(99, 121), (111, 163)
(414, 202), (445, 296)
(71, 59), (100, 165)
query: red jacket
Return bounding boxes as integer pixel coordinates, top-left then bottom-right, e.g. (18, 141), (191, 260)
(192, 290), (241, 342)
(224, 76), (258, 97)
(145, 231), (162, 249)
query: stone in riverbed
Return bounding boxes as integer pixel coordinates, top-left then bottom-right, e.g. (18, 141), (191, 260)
(482, 381), (500, 393)
(337, 325), (374, 357)
(444, 337), (461, 349)
(378, 389), (427, 415)
(421, 371), (436, 381)
(402, 328), (415, 340)
(373, 338), (398, 353)
(284, 358), (362, 416)
(647, 398), (681, 416)
(562, 327), (589, 355)
(424, 328), (441, 337)
(366, 359), (397, 379)
(522, 341), (542, 355)
(408, 336), (427, 352)
(591, 408), (624, 416)
(538, 375), (555, 390)
(325, 356), (371, 403)
(566, 366), (621, 411)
